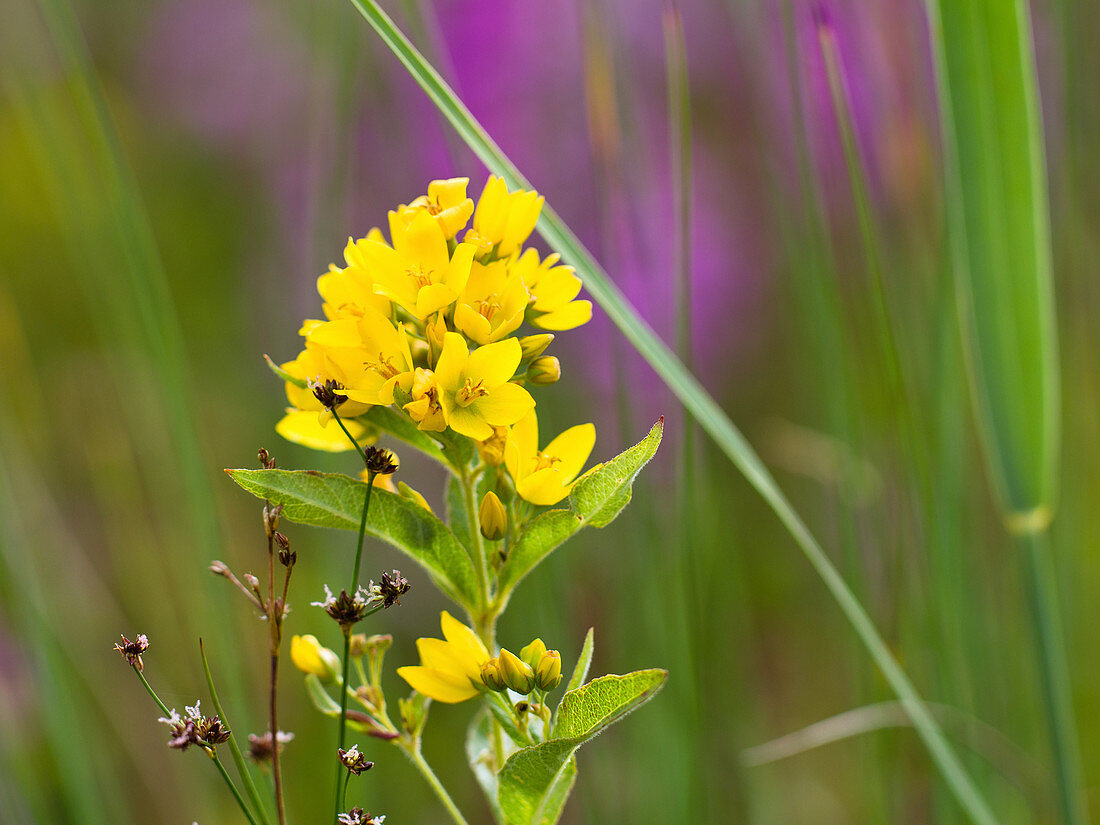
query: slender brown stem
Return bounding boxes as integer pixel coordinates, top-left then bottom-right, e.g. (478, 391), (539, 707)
(266, 529), (288, 825)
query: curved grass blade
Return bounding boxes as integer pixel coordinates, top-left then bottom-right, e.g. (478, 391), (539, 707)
(343, 2), (1000, 821)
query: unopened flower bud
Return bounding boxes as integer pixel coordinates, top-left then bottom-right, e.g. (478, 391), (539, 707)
(348, 634), (368, 659)
(525, 356), (561, 386)
(244, 573), (261, 591)
(498, 648), (535, 694)
(519, 638), (547, 670)
(397, 481), (433, 514)
(518, 334), (554, 362)
(477, 427), (508, 467)
(480, 658), (508, 692)
(534, 650), (562, 691)
(479, 491), (507, 541)
(290, 634), (341, 683)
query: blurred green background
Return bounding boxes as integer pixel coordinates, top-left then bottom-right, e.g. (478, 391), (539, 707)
(1, 0), (1097, 822)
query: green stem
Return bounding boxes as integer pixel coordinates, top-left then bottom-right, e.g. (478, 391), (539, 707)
(132, 666), (172, 717)
(331, 408), (369, 465)
(461, 469), (491, 612)
(199, 640), (273, 825)
(1019, 529), (1087, 825)
(130, 667), (260, 825)
(334, 453), (376, 825)
(403, 743), (471, 825)
(213, 752), (263, 825)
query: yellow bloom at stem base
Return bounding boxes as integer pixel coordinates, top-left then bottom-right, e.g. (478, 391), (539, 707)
(397, 611), (491, 703)
(505, 410), (596, 506)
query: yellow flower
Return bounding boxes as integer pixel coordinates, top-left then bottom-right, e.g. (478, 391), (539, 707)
(317, 231), (393, 320)
(511, 249), (592, 331)
(471, 175), (544, 257)
(304, 307), (416, 406)
(396, 611), (491, 703)
(403, 368), (448, 432)
(435, 332), (535, 441)
(275, 345), (373, 452)
(290, 634), (341, 683)
(505, 410), (596, 505)
(361, 209), (475, 319)
(276, 409), (373, 452)
(452, 260), (530, 345)
(391, 178), (475, 240)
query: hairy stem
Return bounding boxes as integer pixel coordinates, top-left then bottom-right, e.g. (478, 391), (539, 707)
(402, 743), (471, 825)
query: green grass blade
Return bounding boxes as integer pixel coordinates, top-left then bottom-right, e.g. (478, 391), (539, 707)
(344, 2), (999, 822)
(924, 0), (1084, 821)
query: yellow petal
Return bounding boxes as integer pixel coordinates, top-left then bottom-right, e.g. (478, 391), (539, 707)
(448, 406), (494, 441)
(453, 302), (494, 346)
(466, 337), (522, 387)
(397, 666), (479, 703)
(472, 382), (535, 427)
(415, 283), (458, 319)
(275, 411), (367, 452)
(516, 468), (572, 506)
(440, 610), (490, 662)
(532, 300), (593, 331)
(531, 267), (582, 311)
(445, 242), (476, 294)
(434, 333), (469, 391)
(505, 409), (539, 481)
(544, 423), (596, 482)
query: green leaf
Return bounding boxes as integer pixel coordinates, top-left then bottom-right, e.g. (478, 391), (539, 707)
(225, 469), (478, 608)
(446, 474), (473, 550)
(566, 628), (594, 693)
(497, 670), (666, 825)
(498, 419), (663, 596)
(264, 354), (306, 388)
(304, 673), (342, 716)
(927, 0), (1058, 518)
(465, 710), (503, 822)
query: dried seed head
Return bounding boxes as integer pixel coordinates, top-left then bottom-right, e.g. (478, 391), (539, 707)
(338, 745), (374, 776)
(258, 448), (276, 470)
(247, 731), (294, 762)
(312, 585), (378, 629)
(376, 570), (410, 608)
(113, 633), (149, 671)
(363, 446), (399, 477)
(337, 808), (385, 825)
(311, 379), (348, 409)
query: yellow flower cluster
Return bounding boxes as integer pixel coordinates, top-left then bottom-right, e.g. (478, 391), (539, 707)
(277, 176), (596, 506)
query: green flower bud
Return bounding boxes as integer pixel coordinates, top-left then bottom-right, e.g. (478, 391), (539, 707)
(480, 658), (508, 692)
(525, 356), (561, 386)
(518, 334), (554, 362)
(479, 491), (507, 541)
(534, 650), (562, 691)
(519, 638), (547, 670)
(498, 648), (536, 694)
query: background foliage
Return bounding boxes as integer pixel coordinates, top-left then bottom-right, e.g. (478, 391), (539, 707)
(1, 0), (1098, 822)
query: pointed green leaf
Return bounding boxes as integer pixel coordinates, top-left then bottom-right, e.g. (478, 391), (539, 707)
(497, 669), (667, 825)
(446, 474), (473, 550)
(265, 354), (306, 388)
(465, 710), (503, 821)
(225, 469), (478, 608)
(498, 419), (663, 597)
(569, 418), (663, 525)
(566, 628), (594, 693)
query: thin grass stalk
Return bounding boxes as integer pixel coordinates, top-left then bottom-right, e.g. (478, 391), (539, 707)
(200, 641), (274, 825)
(923, 0), (1084, 821)
(343, 2), (1000, 821)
